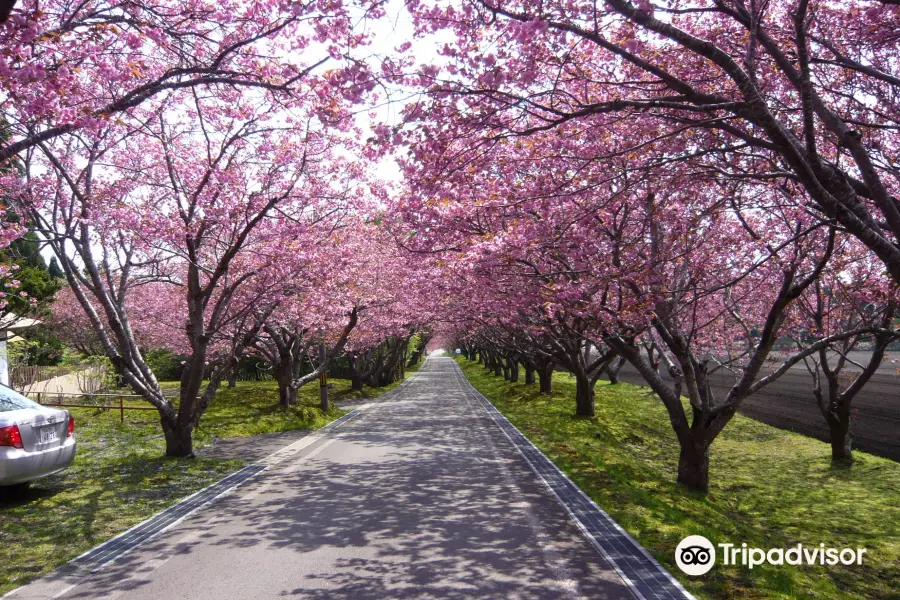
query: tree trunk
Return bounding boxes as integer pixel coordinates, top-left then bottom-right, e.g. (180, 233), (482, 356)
(161, 418), (194, 458)
(508, 360), (519, 383)
(817, 383), (854, 463)
(574, 372), (595, 417)
(278, 383), (298, 408)
(224, 356), (238, 387)
(494, 362), (503, 377)
(607, 356), (626, 384)
(677, 440), (710, 493)
(348, 355), (364, 391)
(320, 382), (329, 412)
(276, 360), (296, 408)
(829, 419), (852, 462)
(179, 345), (208, 422)
(502, 363), (511, 380)
(538, 364), (553, 394)
(525, 365), (536, 385)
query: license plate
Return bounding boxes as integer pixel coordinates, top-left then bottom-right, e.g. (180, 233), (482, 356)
(40, 428), (58, 444)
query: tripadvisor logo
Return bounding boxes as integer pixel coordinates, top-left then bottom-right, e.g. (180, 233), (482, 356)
(675, 535), (867, 576)
(675, 535), (716, 576)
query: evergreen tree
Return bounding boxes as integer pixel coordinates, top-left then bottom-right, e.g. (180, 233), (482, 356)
(48, 256), (64, 279)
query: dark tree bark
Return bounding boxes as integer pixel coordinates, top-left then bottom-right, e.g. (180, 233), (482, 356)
(828, 420), (852, 462)
(524, 364), (536, 384)
(275, 358), (299, 408)
(0, 0), (15, 23)
(677, 439), (711, 492)
(508, 358), (519, 382)
(161, 418), (195, 459)
(348, 355), (364, 391)
(226, 357), (239, 388)
(353, 334), (414, 388)
(538, 363), (554, 394)
(573, 370), (595, 417)
(484, 349), (495, 371)
(814, 329), (892, 463)
(804, 296), (896, 464)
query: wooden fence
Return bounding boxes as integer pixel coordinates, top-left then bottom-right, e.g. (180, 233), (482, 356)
(29, 391), (174, 424)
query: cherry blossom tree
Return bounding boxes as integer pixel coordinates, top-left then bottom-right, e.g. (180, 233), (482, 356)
(456, 325), (558, 390)
(391, 99), (897, 490)
(247, 219), (405, 408)
(5, 81), (364, 456)
(48, 282), (184, 356)
(787, 241), (899, 461)
(255, 306), (358, 408)
(343, 228), (434, 390)
(403, 0), (900, 284)
(0, 0), (379, 164)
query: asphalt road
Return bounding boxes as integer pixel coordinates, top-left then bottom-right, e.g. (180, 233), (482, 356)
(615, 351), (900, 461)
(9, 357), (636, 600)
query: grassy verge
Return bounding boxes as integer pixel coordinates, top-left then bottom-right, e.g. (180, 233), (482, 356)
(454, 356), (900, 600)
(0, 370), (419, 595)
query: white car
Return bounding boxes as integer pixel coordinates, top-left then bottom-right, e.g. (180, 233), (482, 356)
(0, 386), (76, 489)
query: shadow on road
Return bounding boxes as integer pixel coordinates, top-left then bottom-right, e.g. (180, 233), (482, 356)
(70, 360), (632, 600)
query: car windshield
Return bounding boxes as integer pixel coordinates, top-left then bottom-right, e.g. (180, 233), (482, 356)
(0, 386), (41, 412)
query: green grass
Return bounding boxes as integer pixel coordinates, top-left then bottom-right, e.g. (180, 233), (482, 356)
(0, 368), (420, 595)
(454, 356), (900, 600)
(166, 378), (361, 443)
